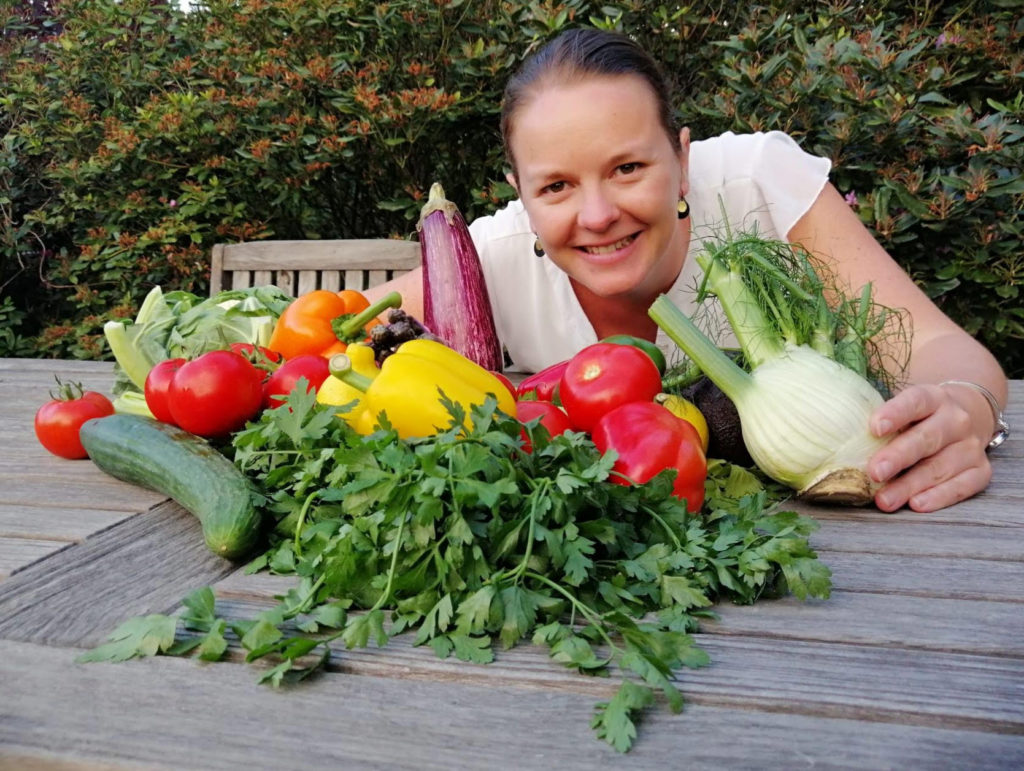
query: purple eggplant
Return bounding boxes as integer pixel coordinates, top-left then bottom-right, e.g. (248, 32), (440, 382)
(417, 182), (503, 371)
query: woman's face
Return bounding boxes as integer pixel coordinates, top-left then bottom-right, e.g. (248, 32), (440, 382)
(507, 73), (690, 302)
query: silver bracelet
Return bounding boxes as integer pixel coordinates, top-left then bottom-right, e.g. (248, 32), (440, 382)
(940, 380), (1010, 450)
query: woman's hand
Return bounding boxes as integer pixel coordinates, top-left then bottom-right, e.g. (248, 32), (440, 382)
(867, 383), (994, 513)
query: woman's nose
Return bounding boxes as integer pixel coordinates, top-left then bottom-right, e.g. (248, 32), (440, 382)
(576, 188), (618, 231)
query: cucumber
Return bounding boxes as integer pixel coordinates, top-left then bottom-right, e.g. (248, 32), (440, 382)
(80, 413), (263, 560)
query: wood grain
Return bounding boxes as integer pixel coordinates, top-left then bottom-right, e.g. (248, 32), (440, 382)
(0, 501), (240, 647)
(2, 639), (1021, 771)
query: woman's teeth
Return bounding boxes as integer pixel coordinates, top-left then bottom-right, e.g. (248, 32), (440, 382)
(582, 234), (635, 255)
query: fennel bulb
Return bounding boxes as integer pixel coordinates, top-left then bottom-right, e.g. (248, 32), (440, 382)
(650, 230), (903, 505)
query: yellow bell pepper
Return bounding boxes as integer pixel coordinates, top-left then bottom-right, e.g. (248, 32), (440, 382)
(317, 342), (380, 425)
(328, 338), (516, 439)
(654, 392), (709, 453)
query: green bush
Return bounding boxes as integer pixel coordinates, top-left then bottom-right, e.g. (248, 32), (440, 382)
(2, 0), (1022, 376)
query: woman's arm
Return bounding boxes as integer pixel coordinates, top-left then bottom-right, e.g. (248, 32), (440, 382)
(363, 266), (425, 323)
(789, 183), (1008, 512)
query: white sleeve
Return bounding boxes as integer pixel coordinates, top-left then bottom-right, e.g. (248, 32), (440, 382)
(752, 131), (832, 237)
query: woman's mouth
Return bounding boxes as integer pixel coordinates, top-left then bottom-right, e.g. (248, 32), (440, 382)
(579, 233), (637, 255)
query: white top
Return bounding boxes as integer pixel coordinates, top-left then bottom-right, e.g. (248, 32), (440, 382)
(468, 131), (832, 372)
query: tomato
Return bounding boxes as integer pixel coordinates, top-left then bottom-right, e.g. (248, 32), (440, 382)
(558, 343), (662, 432)
(144, 357), (186, 424)
(34, 380), (115, 459)
(516, 400), (573, 453)
(263, 354), (331, 408)
(489, 370), (516, 399)
(168, 350), (264, 438)
(229, 342), (282, 368)
(599, 334), (667, 375)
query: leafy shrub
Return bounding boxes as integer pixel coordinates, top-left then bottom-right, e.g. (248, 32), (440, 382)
(1, 0), (1021, 376)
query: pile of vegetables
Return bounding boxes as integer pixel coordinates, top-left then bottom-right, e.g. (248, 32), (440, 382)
(41, 191), (917, 753)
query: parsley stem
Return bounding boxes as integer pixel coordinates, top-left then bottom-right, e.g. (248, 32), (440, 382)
(369, 510), (408, 613)
(523, 570), (618, 658)
(507, 480), (547, 584)
(643, 505), (683, 551)
(293, 489), (320, 557)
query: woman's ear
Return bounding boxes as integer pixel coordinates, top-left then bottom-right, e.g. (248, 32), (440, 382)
(505, 171), (519, 196)
(677, 127), (691, 198)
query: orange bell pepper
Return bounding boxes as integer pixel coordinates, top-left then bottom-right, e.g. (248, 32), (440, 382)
(268, 290), (401, 360)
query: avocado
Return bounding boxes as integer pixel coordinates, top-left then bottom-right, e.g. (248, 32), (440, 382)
(680, 376), (752, 466)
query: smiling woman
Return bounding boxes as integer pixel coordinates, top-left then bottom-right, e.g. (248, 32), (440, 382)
(364, 26), (1008, 515)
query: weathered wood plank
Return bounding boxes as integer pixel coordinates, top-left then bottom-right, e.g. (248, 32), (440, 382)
(785, 492), (1024, 527)
(706, 590), (1024, 655)
(817, 550), (1024, 602)
(218, 239), (421, 271)
(0, 504), (129, 542)
(2, 639), (1021, 771)
(0, 501), (239, 647)
(0, 537), (70, 579)
(811, 520), (1024, 560)
(1, 475), (166, 511)
(200, 593), (1024, 733)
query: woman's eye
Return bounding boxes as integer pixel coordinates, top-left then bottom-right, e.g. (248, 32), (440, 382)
(617, 162), (640, 175)
(542, 181), (566, 194)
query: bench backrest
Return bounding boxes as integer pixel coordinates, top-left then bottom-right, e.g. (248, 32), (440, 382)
(209, 239), (421, 297)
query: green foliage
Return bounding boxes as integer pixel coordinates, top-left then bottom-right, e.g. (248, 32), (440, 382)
(2, 0), (1021, 374)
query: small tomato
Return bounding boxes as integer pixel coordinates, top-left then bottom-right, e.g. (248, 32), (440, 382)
(229, 342), (283, 368)
(34, 379), (115, 459)
(144, 357), (186, 425)
(516, 400), (573, 453)
(489, 370), (516, 399)
(168, 350), (264, 437)
(263, 354), (331, 408)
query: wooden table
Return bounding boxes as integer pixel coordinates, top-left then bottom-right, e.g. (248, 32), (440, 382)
(2, 357), (1022, 769)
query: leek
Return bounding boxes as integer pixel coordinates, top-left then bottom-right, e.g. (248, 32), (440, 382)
(650, 230), (907, 505)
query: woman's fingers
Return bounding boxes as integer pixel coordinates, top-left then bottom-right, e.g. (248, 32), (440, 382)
(869, 383), (991, 512)
(875, 442), (992, 512)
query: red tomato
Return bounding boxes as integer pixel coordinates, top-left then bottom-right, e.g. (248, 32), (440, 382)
(144, 357), (186, 424)
(516, 400), (573, 453)
(34, 380), (115, 459)
(558, 343), (662, 432)
(229, 342), (282, 367)
(168, 350), (264, 437)
(262, 354), (331, 408)
(489, 370), (516, 399)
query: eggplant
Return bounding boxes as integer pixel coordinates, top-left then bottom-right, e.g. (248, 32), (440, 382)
(417, 182), (503, 371)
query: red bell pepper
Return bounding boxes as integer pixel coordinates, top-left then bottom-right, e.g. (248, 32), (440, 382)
(558, 342), (662, 432)
(591, 400), (707, 512)
(515, 359), (570, 403)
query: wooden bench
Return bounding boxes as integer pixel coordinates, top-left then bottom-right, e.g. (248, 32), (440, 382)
(209, 239), (421, 297)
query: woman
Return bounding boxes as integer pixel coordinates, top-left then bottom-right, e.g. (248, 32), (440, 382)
(368, 27), (1008, 514)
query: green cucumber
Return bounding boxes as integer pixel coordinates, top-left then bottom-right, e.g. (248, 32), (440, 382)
(80, 413), (262, 560)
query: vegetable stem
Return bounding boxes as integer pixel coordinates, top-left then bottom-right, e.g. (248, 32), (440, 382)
(335, 291), (402, 340)
(328, 354), (374, 392)
(648, 295), (752, 405)
(696, 254), (784, 368)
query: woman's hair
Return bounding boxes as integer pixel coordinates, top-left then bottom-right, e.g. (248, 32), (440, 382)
(500, 27), (680, 172)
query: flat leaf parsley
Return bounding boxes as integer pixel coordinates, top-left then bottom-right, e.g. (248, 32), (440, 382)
(81, 387), (830, 752)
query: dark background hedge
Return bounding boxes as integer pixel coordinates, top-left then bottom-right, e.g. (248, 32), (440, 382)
(2, 0), (1022, 375)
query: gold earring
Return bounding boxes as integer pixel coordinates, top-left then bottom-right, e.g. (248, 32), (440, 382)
(533, 237), (545, 257)
(677, 196), (690, 220)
